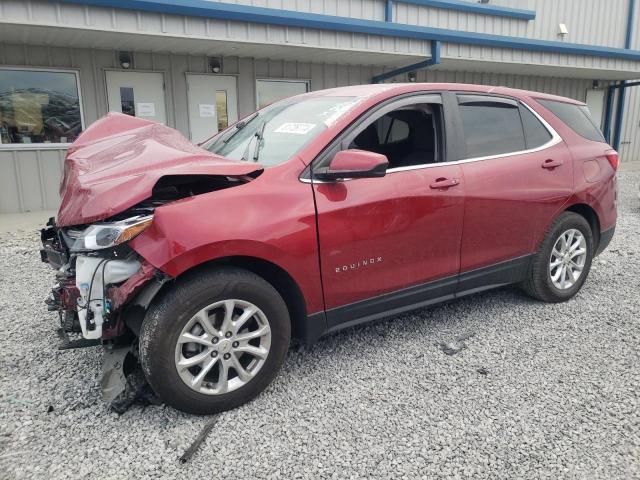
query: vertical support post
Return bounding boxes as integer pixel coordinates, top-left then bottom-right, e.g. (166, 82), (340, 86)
(603, 85), (615, 143)
(431, 38), (441, 64)
(613, 85), (626, 150)
(385, 0), (393, 22)
(612, 0), (636, 150)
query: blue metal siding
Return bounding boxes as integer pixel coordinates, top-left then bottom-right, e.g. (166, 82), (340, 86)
(56, 0), (640, 61)
(391, 0), (535, 20)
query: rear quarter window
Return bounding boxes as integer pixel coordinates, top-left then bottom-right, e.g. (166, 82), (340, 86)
(519, 104), (553, 149)
(537, 99), (605, 143)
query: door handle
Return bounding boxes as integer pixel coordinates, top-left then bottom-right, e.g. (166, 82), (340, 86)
(541, 158), (563, 169)
(429, 177), (460, 189)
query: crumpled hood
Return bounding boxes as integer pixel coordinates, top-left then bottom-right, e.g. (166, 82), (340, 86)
(57, 112), (262, 226)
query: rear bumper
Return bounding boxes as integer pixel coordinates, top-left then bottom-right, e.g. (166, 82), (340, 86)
(596, 225), (615, 256)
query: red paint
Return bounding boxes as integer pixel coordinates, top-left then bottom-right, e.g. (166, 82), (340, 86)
(313, 164), (464, 308)
(57, 113), (261, 226)
(107, 261), (156, 311)
(58, 84), (617, 320)
(60, 281), (80, 311)
(458, 139), (574, 271)
(328, 149), (388, 173)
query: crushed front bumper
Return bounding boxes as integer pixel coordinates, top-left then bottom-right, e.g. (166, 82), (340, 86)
(40, 217), (160, 342)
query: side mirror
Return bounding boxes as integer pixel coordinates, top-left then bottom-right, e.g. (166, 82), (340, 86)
(315, 149), (388, 181)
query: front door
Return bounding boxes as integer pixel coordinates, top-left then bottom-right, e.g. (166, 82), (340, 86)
(312, 95), (465, 328)
(186, 74), (238, 143)
(105, 71), (167, 123)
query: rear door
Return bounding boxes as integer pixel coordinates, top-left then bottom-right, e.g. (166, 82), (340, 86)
(311, 94), (465, 327)
(455, 94), (573, 275)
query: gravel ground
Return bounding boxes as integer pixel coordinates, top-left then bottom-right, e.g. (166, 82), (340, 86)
(1, 173), (639, 480)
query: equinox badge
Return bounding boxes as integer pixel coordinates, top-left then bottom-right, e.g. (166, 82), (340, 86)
(335, 257), (383, 273)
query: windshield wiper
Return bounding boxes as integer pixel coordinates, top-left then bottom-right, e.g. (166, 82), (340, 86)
(252, 120), (267, 163)
(240, 120), (266, 163)
(222, 113), (258, 144)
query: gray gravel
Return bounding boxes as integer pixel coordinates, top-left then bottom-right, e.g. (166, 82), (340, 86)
(1, 172), (639, 480)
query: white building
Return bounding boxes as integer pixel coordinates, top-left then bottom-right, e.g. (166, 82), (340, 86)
(0, 0), (639, 213)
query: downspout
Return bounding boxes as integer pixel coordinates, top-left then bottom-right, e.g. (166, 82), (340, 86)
(385, 0), (393, 22)
(612, 0), (637, 150)
(372, 41), (441, 83)
(603, 84), (615, 143)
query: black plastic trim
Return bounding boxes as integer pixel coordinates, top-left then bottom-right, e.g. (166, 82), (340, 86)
(304, 311), (329, 346)
(596, 225), (615, 256)
(456, 254), (532, 295)
(311, 254), (534, 340)
(326, 275), (457, 332)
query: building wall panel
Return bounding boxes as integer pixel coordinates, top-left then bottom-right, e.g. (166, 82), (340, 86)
(620, 84), (640, 163)
(4, 1), (639, 76)
(0, 151), (22, 213)
(0, 40), (637, 213)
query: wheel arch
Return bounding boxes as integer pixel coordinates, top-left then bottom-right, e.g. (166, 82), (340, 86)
(533, 202), (601, 256)
(170, 256), (316, 343)
(564, 203), (601, 251)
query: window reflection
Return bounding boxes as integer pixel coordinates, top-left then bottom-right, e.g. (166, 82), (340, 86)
(215, 90), (228, 131)
(0, 69), (82, 145)
(256, 80), (309, 109)
(120, 87), (135, 117)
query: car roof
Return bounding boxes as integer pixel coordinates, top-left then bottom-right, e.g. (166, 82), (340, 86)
(307, 83), (586, 106)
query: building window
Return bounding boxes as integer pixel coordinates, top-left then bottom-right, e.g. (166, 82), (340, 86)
(0, 68), (83, 146)
(119, 87), (136, 116)
(256, 79), (309, 109)
(215, 90), (229, 131)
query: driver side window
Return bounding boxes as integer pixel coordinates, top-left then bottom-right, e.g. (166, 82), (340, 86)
(348, 101), (444, 169)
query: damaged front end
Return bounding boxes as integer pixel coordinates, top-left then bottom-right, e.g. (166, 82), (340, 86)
(41, 112), (264, 411)
(41, 213), (169, 411)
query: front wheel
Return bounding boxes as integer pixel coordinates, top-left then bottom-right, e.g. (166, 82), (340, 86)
(522, 212), (594, 303)
(139, 267), (290, 415)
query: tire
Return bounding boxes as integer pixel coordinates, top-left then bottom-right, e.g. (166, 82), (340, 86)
(522, 211), (594, 303)
(139, 267), (290, 415)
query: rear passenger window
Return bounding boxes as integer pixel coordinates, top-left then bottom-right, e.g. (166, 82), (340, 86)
(458, 98), (525, 157)
(519, 104), (552, 149)
(538, 99), (605, 143)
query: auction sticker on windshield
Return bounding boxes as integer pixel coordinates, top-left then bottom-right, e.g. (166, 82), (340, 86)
(274, 123), (316, 134)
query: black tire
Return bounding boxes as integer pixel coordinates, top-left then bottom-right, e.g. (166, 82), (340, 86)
(139, 267), (290, 415)
(522, 211), (594, 303)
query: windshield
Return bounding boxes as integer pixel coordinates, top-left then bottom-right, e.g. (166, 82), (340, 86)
(202, 96), (362, 167)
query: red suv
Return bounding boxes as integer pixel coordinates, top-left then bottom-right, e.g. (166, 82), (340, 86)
(41, 84), (617, 414)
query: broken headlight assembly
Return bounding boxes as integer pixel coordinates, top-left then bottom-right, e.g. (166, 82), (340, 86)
(69, 215), (153, 252)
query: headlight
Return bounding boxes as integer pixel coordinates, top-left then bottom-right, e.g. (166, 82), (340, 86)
(69, 215), (153, 251)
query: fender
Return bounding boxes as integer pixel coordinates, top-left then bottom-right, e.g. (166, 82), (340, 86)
(128, 161), (325, 314)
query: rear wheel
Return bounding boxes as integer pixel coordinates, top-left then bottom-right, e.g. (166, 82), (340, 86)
(139, 267), (290, 415)
(522, 212), (594, 303)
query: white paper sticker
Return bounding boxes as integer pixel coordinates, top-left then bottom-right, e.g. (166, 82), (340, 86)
(199, 104), (216, 118)
(137, 103), (156, 117)
(322, 100), (362, 127)
(274, 123), (316, 135)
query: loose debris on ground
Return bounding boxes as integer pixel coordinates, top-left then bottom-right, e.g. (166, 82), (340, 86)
(1, 172), (639, 479)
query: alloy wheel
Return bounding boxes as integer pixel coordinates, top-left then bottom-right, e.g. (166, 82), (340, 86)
(549, 228), (587, 290)
(174, 299), (271, 395)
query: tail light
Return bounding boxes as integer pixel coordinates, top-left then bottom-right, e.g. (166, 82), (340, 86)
(605, 150), (619, 171)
